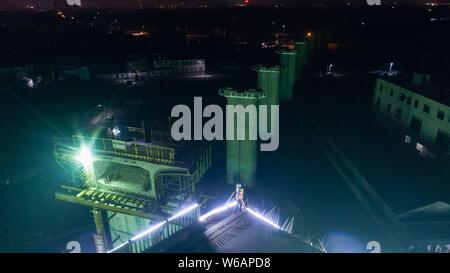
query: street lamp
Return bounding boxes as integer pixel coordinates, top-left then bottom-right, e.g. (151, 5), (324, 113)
(327, 64), (333, 75)
(97, 104), (107, 112)
(389, 62), (394, 74)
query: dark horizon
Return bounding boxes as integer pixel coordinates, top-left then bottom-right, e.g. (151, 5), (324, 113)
(0, 0), (445, 12)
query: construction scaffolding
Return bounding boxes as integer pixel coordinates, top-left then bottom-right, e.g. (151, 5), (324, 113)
(54, 135), (211, 253)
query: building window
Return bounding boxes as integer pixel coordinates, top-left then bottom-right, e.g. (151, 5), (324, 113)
(404, 135), (411, 144)
(437, 111), (445, 121)
(406, 97), (411, 105)
(436, 131), (450, 152)
(399, 93), (406, 102)
(414, 99), (419, 108)
(410, 116), (422, 135)
(416, 142), (426, 155)
(423, 104), (430, 113)
(387, 103), (391, 114)
(395, 108), (402, 120)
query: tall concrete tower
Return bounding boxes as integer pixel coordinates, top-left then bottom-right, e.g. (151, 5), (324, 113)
(278, 50), (297, 101)
(294, 41), (309, 78)
(255, 65), (282, 107)
(219, 87), (266, 188)
(255, 66), (282, 134)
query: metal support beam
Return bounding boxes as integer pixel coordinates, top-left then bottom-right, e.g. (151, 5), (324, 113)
(55, 192), (165, 221)
(92, 209), (108, 252)
(93, 209), (105, 236)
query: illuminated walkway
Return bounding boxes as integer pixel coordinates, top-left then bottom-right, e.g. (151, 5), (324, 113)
(108, 199), (314, 253)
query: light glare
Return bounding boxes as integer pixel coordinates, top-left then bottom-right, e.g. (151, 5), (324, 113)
(199, 201), (237, 222)
(168, 203), (199, 222)
(131, 221), (166, 241)
(75, 146), (93, 166)
(109, 202), (200, 252)
(107, 241), (128, 253)
(246, 207), (281, 230)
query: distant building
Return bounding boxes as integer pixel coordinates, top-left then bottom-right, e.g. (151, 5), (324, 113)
(0, 65), (31, 81)
(51, 58), (90, 81)
(151, 56), (206, 78)
(372, 73), (450, 168)
(125, 54), (149, 72)
(172, 59), (205, 76)
(96, 55), (206, 82)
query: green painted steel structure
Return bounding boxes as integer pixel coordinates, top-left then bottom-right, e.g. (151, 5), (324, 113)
(54, 135), (211, 252)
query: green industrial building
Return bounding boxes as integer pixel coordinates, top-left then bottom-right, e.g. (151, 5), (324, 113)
(373, 73), (450, 168)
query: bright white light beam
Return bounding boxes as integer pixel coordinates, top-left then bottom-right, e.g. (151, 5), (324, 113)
(131, 221), (166, 241)
(199, 200), (237, 222)
(168, 203), (199, 222)
(246, 207), (281, 230)
(107, 241), (129, 253)
(108, 202), (201, 253)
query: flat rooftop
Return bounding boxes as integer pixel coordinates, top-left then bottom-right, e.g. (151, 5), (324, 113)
(381, 75), (450, 107)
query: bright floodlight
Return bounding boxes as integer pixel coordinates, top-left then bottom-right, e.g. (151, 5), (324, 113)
(112, 127), (121, 137)
(199, 201), (237, 222)
(75, 146), (94, 166)
(26, 78), (34, 88)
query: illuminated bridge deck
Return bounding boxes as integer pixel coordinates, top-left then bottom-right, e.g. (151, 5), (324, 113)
(145, 211), (322, 253)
